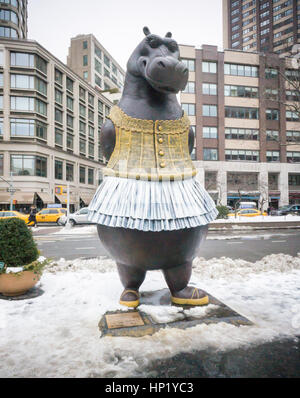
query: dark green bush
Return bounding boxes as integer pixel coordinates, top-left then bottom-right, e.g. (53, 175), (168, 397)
(216, 205), (229, 219)
(0, 218), (39, 267)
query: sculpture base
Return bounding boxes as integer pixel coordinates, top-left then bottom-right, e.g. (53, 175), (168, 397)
(99, 289), (253, 338)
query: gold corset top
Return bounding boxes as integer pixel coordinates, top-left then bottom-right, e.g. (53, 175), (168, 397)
(103, 106), (197, 181)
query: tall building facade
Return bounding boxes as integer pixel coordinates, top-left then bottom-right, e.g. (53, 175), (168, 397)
(179, 44), (300, 208)
(223, 0), (300, 54)
(67, 34), (125, 97)
(0, 38), (113, 212)
(0, 0), (28, 40)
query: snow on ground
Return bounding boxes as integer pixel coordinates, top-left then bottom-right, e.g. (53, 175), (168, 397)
(1, 254), (300, 378)
(54, 225), (98, 235)
(212, 214), (300, 223)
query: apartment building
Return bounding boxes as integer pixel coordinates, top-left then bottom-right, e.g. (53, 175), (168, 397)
(0, 0), (27, 40)
(179, 44), (300, 208)
(67, 34), (125, 101)
(0, 38), (113, 212)
(223, 0), (300, 54)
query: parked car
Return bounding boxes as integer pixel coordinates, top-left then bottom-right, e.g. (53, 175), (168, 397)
(228, 209), (267, 217)
(0, 210), (29, 223)
(270, 204), (300, 216)
(35, 208), (67, 224)
(58, 207), (92, 226)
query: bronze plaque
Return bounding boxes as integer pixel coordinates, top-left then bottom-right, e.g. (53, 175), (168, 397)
(106, 312), (145, 329)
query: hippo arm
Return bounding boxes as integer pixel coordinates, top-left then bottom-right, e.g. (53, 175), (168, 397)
(100, 119), (116, 161)
(188, 126), (195, 155)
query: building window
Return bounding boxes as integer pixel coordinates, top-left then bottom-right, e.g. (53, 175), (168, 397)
(0, 72), (3, 87)
(0, 95), (2, 109)
(10, 118), (35, 137)
(203, 148), (218, 161)
(88, 109), (94, 122)
(95, 58), (102, 74)
(55, 159), (63, 180)
(104, 54), (110, 68)
(95, 74), (102, 87)
(83, 41), (88, 49)
(10, 96), (34, 112)
(224, 63), (258, 77)
(182, 82), (195, 94)
(66, 163), (74, 182)
(266, 109), (279, 120)
(79, 104), (86, 118)
(181, 103), (195, 116)
(202, 83), (217, 95)
(95, 45), (102, 59)
(55, 128), (63, 146)
(79, 139), (86, 155)
(11, 154), (47, 177)
(266, 130), (279, 141)
(225, 150), (259, 162)
(0, 26), (17, 38)
(181, 58), (195, 72)
(265, 68), (278, 79)
(289, 174), (300, 187)
(83, 71), (88, 80)
(286, 111), (299, 122)
(0, 117), (3, 136)
(79, 166), (86, 184)
(67, 133), (74, 150)
(79, 86), (86, 101)
(36, 77), (47, 95)
(88, 125), (94, 138)
(265, 88), (278, 101)
(203, 126), (218, 139)
(55, 89), (63, 104)
(55, 68), (63, 85)
(88, 168), (94, 185)
(203, 105), (217, 117)
(224, 85), (258, 98)
(202, 61), (217, 74)
(287, 131), (300, 143)
(36, 121), (47, 140)
(10, 74), (34, 89)
(79, 121), (86, 135)
(88, 142), (94, 158)
(225, 106), (258, 119)
(67, 114), (73, 129)
(286, 90), (300, 102)
(98, 100), (103, 114)
(88, 93), (94, 106)
(83, 55), (88, 66)
(287, 152), (300, 163)
(36, 55), (47, 74)
(66, 77), (74, 93)
(55, 108), (63, 123)
(67, 96), (73, 111)
(10, 52), (34, 68)
(266, 151), (280, 162)
(225, 128), (259, 140)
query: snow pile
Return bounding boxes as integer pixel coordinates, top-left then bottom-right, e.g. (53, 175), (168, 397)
(1, 254), (300, 378)
(212, 214), (300, 223)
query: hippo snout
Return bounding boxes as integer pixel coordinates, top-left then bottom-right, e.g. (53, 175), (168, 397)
(146, 56), (189, 93)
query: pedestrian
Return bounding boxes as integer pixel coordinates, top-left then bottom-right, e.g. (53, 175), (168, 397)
(27, 206), (37, 227)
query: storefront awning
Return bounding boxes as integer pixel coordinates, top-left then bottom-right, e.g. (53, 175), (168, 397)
(80, 192), (95, 205)
(36, 192), (53, 204)
(13, 192), (35, 205)
(55, 195), (77, 205)
(0, 192), (11, 205)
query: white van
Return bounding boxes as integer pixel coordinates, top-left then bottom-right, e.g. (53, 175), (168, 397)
(238, 201), (257, 210)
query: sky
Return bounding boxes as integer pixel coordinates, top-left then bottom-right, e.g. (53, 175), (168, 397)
(28, 0), (223, 70)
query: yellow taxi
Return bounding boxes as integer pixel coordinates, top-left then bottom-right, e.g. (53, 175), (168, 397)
(228, 209), (267, 217)
(36, 208), (67, 224)
(0, 210), (29, 223)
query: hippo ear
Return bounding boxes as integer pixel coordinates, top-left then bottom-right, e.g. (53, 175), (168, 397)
(143, 26), (151, 36)
(165, 32), (172, 38)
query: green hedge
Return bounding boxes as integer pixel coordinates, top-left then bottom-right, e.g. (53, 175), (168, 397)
(216, 205), (229, 219)
(0, 218), (39, 267)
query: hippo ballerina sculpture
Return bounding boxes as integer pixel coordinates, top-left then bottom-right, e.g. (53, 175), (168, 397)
(88, 27), (218, 308)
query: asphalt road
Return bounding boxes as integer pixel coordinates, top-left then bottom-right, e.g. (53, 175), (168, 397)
(34, 227), (300, 262)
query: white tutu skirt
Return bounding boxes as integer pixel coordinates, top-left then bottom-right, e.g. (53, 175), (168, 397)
(88, 176), (218, 232)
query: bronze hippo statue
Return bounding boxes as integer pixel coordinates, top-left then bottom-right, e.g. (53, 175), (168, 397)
(88, 27), (218, 307)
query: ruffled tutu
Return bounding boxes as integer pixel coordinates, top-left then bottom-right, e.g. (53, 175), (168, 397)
(88, 176), (218, 232)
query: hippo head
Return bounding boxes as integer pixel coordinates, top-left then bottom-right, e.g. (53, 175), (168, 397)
(126, 27), (189, 94)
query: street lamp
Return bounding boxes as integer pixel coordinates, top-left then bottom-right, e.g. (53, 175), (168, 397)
(0, 172), (16, 211)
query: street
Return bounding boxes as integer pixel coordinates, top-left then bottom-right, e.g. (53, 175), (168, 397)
(34, 226), (300, 262)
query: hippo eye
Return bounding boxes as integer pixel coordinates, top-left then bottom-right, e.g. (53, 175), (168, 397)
(168, 41), (178, 52)
(147, 37), (160, 48)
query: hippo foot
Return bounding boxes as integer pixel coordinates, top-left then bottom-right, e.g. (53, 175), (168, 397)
(171, 286), (209, 306)
(119, 289), (140, 308)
